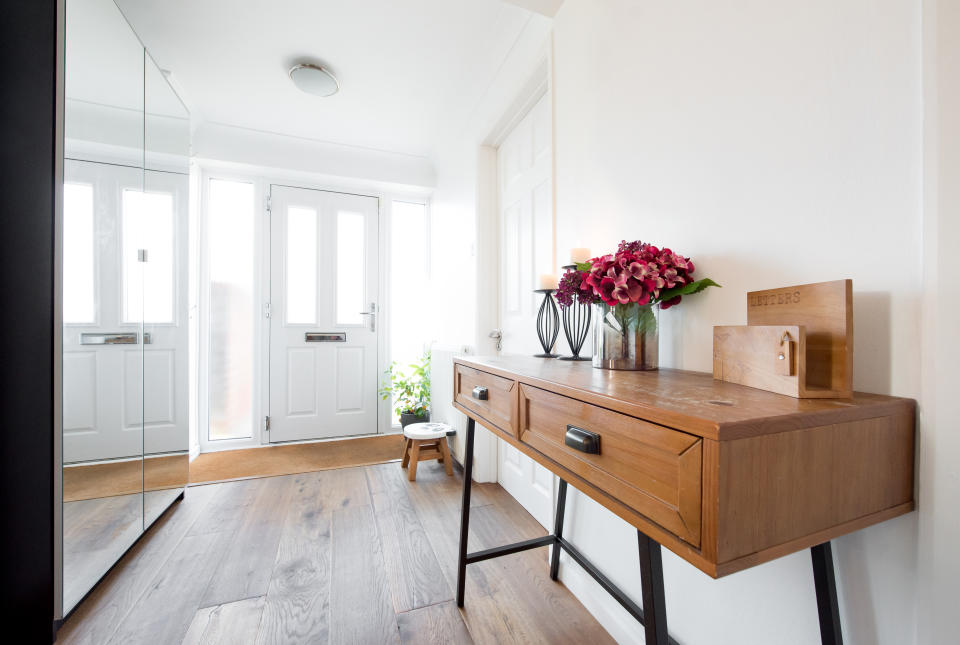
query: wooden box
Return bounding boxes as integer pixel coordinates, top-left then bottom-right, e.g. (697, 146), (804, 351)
(713, 280), (852, 398)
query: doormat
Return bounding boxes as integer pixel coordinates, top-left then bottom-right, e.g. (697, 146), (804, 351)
(189, 434), (404, 485)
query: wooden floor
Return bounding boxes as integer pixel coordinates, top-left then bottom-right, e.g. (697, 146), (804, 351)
(57, 462), (613, 645)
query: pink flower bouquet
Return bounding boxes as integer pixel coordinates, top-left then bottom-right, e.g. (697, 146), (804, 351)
(555, 240), (719, 369)
(556, 240), (718, 311)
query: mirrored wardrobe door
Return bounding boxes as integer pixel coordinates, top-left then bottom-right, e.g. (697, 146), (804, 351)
(61, 0), (145, 616)
(142, 54), (190, 528)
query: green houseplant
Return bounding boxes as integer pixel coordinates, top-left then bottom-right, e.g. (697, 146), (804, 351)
(379, 351), (431, 428)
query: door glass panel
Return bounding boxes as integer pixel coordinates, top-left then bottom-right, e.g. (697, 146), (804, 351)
(336, 211), (364, 325)
(390, 201), (428, 366)
(63, 183), (96, 324)
(122, 189), (175, 324)
(389, 201), (429, 423)
(208, 178), (256, 440)
(286, 206), (318, 324)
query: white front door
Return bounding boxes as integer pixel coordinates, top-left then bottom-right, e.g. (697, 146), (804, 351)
(62, 160), (188, 463)
(496, 92), (556, 529)
(268, 185), (380, 443)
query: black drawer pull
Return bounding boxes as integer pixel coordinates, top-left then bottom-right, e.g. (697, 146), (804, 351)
(565, 425), (601, 454)
(472, 386), (489, 400)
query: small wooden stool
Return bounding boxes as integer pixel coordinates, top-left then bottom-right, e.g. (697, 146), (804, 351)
(401, 422), (453, 481)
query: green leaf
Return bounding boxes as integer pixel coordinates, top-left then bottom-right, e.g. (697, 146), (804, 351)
(658, 278), (721, 303)
(575, 261), (593, 272)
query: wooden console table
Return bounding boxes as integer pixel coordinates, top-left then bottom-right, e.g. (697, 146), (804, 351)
(452, 356), (915, 645)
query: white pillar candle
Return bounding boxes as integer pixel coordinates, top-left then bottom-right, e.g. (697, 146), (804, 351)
(537, 273), (557, 290)
(570, 247), (591, 264)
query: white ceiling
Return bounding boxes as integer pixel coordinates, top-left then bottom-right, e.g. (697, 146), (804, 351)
(114, 0), (536, 159)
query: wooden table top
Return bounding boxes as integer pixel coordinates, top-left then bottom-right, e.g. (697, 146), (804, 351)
(455, 355), (915, 441)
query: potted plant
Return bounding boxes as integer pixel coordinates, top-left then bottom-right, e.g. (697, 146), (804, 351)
(379, 351), (431, 428)
(556, 240), (719, 370)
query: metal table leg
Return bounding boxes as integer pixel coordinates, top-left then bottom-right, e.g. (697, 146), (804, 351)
(811, 541), (843, 645)
(549, 479), (568, 580)
(638, 531), (669, 645)
(455, 417), (476, 607)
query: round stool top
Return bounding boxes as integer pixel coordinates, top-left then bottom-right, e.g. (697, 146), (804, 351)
(404, 422), (451, 440)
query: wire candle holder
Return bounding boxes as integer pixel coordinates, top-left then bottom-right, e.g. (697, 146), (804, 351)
(533, 289), (560, 358)
(560, 300), (592, 361)
(557, 264), (592, 360)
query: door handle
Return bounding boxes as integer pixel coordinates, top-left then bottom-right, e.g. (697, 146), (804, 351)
(489, 329), (503, 352)
(358, 302), (376, 332)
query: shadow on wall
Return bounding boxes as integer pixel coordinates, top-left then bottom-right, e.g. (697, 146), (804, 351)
(853, 291), (893, 395)
(834, 512), (918, 644)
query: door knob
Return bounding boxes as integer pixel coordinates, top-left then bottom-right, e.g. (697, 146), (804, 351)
(489, 329), (502, 352)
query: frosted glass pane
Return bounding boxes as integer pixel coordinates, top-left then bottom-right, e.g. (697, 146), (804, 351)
(121, 190), (143, 323)
(122, 190), (175, 323)
(63, 183), (95, 324)
(207, 179), (255, 441)
(286, 206), (317, 324)
(336, 211), (364, 326)
(389, 201), (429, 422)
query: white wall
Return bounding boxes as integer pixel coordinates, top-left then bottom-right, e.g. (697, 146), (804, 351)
(543, 1), (931, 643)
(915, 0), (960, 643)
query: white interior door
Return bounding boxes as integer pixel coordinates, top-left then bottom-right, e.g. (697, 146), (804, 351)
(62, 160), (188, 462)
(268, 185), (380, 443)
(496, 93), (556, 529)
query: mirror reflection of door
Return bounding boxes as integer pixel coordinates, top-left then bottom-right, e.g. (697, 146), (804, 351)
(268, 185), (380, 443)
(63, 160), (145, 464)
(62, 162), (188, 464)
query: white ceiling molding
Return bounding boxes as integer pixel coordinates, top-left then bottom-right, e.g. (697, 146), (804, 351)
(501, 0), (565, 18)
(193, 121), (436, 189)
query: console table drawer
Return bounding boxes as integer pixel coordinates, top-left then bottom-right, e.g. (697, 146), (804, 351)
(519, 384), (703, 546)
(454, 364), (517, 436)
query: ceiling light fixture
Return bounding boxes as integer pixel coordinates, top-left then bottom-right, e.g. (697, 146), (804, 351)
(289, 63), (339, 97)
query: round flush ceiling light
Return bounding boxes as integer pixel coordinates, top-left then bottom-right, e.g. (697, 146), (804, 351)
(289, 63), (339, 97)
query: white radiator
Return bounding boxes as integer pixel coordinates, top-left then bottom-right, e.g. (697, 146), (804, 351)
(430, 343), (471, 462)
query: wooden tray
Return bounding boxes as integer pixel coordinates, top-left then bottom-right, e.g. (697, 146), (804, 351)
(713, 280), (852, 398)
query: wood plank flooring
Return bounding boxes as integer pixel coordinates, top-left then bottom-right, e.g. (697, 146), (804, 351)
(57, 462), (614, 645)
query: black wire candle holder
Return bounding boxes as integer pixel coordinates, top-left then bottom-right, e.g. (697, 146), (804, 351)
(533, 289), (560, 358)
(559, 264), (592, 361)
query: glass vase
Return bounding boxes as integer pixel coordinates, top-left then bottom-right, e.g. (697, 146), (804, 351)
(592, 302), (659, 370)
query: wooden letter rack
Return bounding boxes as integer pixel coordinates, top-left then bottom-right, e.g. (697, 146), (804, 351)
(713, 279), (853, 398)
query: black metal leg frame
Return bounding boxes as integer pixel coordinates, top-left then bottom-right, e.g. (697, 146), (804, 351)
(455, 417), (844, 645)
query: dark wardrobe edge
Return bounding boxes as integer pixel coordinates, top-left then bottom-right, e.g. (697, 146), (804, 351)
(0, 1), (60, 641)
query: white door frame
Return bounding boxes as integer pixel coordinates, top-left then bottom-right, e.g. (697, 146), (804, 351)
(196, 161), (428, 453)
